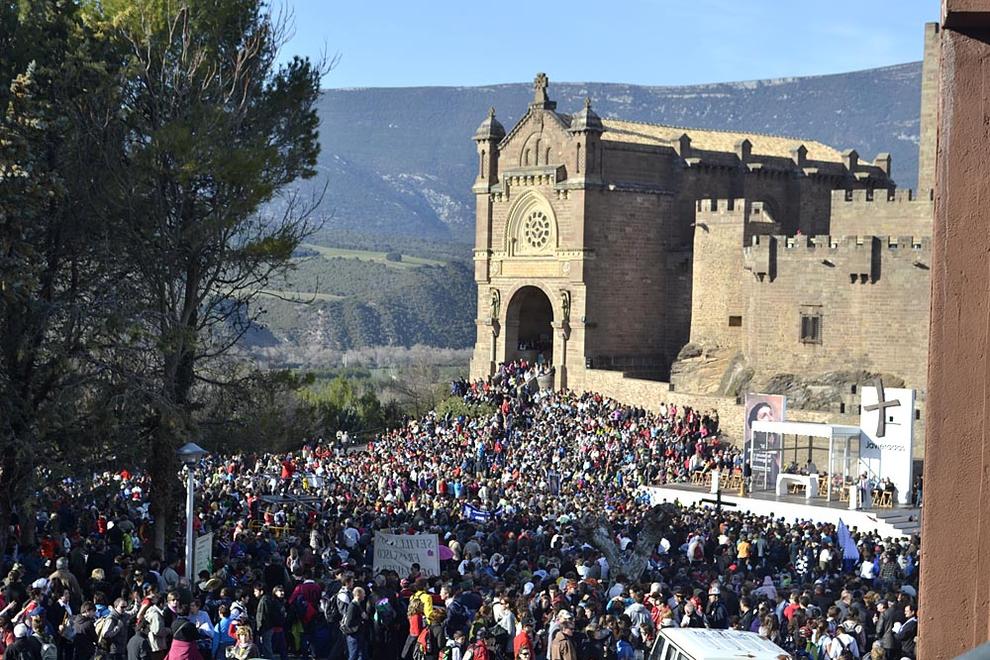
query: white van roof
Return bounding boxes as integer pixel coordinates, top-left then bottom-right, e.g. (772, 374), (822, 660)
(659, 629), (789, 659)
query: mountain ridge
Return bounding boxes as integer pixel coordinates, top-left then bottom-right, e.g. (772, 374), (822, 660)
(299, 61), (924, 244)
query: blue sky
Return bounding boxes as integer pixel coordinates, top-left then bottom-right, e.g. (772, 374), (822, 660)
(281, 0), (938, 89)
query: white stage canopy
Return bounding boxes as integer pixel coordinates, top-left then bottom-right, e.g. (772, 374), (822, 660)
(749, 420), (862, 501)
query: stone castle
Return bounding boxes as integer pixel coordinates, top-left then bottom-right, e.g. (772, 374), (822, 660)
(469, 25), (939, 448)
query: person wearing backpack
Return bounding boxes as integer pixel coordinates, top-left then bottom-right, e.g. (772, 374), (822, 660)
(341, 587), (370, 660)
(30, 618), (57, 660)
(402, 598), (425, 660)
(416, 609), (445, 660)
(823, 624), (860, 660)
(463, 630), (492, 660)
(102, 600), (130, 660)
(369, 588), (401, 660)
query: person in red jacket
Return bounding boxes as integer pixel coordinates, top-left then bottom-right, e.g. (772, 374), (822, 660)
(402, 598), (424, 660)
(513, 618), (535, 658)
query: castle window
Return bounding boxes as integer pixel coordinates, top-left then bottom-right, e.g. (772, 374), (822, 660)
(728, 315), (742, 327)
(525, 149), (530, 166)
(522, 211), (552, 250)
(480, 150), (486, 177)
(545, 146), (551, 165)
(799, 311), (822, 344)
(576, 144), (581, 173)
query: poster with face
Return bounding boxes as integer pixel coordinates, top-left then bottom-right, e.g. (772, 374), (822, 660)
(744, 394), (787, 490)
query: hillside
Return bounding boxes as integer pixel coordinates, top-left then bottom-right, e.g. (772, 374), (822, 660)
(298, 62), (923, 242)
(243, 244), (476, 363)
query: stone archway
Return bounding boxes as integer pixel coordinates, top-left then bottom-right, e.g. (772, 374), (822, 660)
(504, 286), (554, 366)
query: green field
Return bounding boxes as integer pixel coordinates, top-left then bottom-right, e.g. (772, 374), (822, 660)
(300, 243), (445, 269)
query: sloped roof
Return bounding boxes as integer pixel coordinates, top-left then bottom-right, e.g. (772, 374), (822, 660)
(601, 118), (844, 162)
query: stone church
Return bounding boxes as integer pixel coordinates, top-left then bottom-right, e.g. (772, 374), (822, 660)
(469, 26), (938, 444)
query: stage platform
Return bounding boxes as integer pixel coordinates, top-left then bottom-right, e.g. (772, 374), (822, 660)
(642, 483), (921, 538)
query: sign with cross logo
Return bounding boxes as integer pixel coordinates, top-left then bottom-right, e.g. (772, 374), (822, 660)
(859, 381), (915, 505)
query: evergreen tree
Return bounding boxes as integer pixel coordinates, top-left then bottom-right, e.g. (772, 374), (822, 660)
(87, 0), (324, 550)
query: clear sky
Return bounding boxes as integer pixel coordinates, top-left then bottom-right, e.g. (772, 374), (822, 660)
(281, 0), (939, 89)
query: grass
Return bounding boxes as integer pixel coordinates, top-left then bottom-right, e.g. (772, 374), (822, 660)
(299, 243), (446, 269)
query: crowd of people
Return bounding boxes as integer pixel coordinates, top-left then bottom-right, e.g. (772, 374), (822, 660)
(0, 360), (920, 660)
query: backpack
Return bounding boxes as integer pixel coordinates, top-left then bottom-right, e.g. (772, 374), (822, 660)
(418, 627), (437, 654)
(291, 595), (315, 626)
(373, 598), (396, 629)
(40, 640), (58, 660)
(95, 616), (114, 646)
(470, 641), (489, 660)
(793, 640), (820, 660)
(327, 594), (347, 626)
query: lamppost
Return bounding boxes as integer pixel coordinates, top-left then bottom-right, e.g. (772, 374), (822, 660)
(176, 442), (207, 581)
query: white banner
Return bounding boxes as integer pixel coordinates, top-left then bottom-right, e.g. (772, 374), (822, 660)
(373, 532), (440, 577)
(193, 532), (213, 577)
(860, 385), (915, 505)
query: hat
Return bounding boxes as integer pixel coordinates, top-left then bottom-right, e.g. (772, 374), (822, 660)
(56, 557), (69, 570)
(523, 582), (535, 596)
(31, 578), (48, 590)
(13, 624), (29, 639)
(556, 610), (573, 622)
(900, 585), (917, 598)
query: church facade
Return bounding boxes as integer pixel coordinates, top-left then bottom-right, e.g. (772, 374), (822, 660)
(469, 27), (937, 439)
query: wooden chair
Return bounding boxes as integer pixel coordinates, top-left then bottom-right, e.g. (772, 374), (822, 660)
(817, 475), (830, 497)
(875, 490), (894, 508)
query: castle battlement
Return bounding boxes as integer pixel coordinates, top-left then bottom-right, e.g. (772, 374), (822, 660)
(760, 234), (931, 250)
(745, 233), (931, 283)
(831, 188), (934, 205)
(695, 198), (776, 225)
(696, 198), (750, 214)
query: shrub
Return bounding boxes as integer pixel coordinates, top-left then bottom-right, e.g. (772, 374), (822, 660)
(434, 396), (496, 420)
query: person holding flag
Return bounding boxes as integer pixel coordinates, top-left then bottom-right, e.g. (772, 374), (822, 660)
(837, 519), (861, 574)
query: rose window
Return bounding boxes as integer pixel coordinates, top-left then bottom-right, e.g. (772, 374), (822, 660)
(523, 212), (551, 250)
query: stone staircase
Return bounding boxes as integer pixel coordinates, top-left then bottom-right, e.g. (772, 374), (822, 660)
(869, 508), (922, 538)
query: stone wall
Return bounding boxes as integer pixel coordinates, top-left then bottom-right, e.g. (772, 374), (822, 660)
(572, 367), (925, 459)
(828, 189), (933, 238)
(742, 234), (931, 395)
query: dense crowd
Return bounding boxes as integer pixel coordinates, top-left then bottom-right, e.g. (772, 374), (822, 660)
(0, 360), (920, 660)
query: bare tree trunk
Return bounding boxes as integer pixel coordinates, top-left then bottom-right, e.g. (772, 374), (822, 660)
(19, 498), (36, 548)
(577, 504), (678, 585)
(149, 422), (178, 557)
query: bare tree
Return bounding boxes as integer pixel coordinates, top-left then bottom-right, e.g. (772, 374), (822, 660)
(576, 504), (679, 585)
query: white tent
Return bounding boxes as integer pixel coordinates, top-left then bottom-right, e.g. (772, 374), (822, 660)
(750, 420), (862, 501)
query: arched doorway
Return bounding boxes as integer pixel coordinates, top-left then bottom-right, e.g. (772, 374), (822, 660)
(505, 286), (554, 366)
